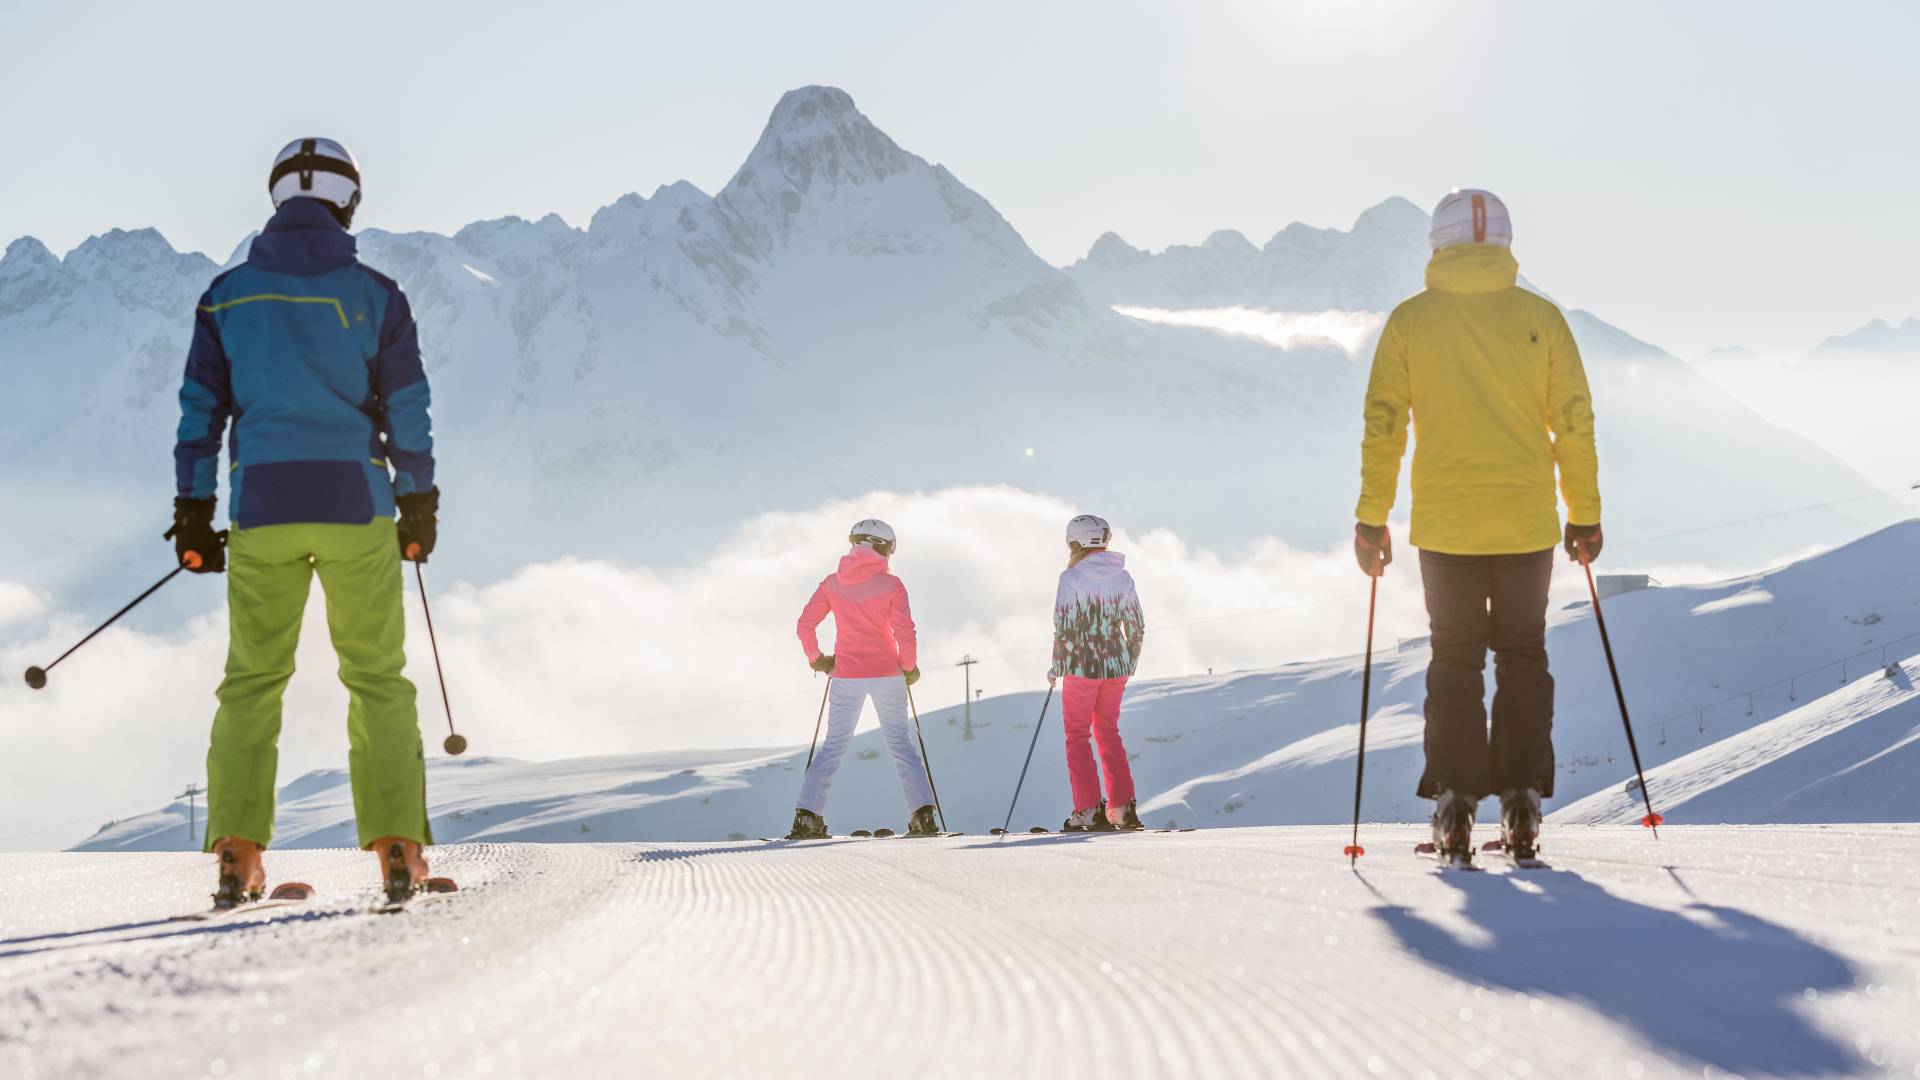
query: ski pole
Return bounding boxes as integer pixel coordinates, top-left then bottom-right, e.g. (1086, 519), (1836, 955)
(1579, 546), (1663, 835)
(411, 561), (467, 756)
(904, 682), (947, 833)
(804, 678), (831, 772)
(999, 684), (1055, 837)
(23, 564), (189, 690)
(1345, 566), (1381, 864)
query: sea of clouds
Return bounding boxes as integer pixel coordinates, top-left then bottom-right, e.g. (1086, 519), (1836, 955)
(0, 484), (1769, 850)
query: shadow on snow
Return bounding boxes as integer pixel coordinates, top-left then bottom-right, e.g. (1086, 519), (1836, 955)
(1371, 868), (1859, 1076)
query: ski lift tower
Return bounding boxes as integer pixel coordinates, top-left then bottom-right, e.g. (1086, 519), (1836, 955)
(957, 655), (978, 741)
(179, 782), (203, 847)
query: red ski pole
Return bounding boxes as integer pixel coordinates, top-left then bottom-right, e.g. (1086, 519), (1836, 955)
(1578, 544), (1663, 835)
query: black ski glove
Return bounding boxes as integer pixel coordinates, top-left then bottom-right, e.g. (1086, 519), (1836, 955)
(396, 488), (439, 563)
(811, 654), (835, 675)
(165, 497), (226, 573)
(1565, 522), (1603, 565)
(1354, 522), (1391, 577)
(903, 667), (921, 687)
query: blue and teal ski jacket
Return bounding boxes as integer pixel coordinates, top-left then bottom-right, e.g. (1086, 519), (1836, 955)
(174, 197), (434, 528)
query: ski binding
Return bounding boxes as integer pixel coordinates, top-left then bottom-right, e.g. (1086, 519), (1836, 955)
(1414, 842), (1481, 871)
(173, 881), (315, 922)
(370, 876), (458, 915)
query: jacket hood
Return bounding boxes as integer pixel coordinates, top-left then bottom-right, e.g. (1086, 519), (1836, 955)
(835, 545), (891, 585)
(1070, 549), (1128, 578)
(1424, 243), (1519, 294)
(248, 198), (357, 276)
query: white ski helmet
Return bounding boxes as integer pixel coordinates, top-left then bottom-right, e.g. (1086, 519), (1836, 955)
(849, 518), (897, 557)
(1428, 189), (1512, 252)
(1065, 514), (1111, 550)
(269, 138), (362, 226)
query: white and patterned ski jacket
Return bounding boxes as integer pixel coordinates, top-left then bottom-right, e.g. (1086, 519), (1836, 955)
(1050, 550), (1146, 680)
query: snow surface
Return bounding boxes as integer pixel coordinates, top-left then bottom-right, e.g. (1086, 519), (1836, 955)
(6, 827), (1920, 1079)
(78, 522), (1920, 851)
(1554, 655), (1920, 825)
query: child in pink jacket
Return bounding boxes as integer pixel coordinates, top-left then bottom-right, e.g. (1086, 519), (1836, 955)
(789, 519), (935, 839)
(1049, 514), (1146, 831)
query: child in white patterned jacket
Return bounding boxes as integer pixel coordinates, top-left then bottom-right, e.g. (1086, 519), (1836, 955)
(1048, 514), (1146, 831)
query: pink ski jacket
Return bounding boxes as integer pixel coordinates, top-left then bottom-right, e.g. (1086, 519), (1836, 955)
(797, 546), (919, 678)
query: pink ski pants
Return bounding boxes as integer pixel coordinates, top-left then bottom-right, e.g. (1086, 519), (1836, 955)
(1062, 676), (1134, 812)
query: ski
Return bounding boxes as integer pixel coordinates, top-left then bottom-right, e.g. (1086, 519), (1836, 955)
(368, 877), (458, 915)
(991, 826), (1193, 836)
(1480, 840), (1549, 869)
(172, 881), (315, 922)
(1414, 842), (1481, 872)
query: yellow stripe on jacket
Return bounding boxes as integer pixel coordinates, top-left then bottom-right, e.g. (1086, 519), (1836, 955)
(1356, 244), (1600, 556)
(197, 293), (350, 329)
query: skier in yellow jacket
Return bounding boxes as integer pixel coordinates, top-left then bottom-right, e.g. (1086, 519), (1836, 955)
(1353, 188), (1601, 863)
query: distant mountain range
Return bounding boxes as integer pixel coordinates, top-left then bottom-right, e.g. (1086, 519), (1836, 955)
(1812, 316), (1920, 358)
(0, 85), (1893, 618)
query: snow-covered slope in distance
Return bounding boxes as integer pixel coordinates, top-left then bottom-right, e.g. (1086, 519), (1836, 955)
(11, 828), (1920, 1079)
(1554, 655), (1920, 825)
(78, 521), (1920, 850)
(0, 86), (1895, 620)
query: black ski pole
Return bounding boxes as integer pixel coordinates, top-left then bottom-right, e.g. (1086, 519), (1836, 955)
(904, 682), (947, 833)
(24, 564), (189, 689)
(412, 561), (467, 756)
(1345, 567), (1381, 864)
(1579, 547), (1663, 835)
(999, 684), (1055, 837)
(804, 678), (831, 772)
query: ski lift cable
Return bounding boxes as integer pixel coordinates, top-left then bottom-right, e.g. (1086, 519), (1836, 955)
(1547, 628), (1920, 766)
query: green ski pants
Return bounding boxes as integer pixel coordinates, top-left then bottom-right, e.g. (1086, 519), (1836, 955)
(203, 519), (432, 851)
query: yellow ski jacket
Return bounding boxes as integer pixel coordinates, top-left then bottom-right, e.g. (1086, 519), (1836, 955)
(1356, 244), (1600, 556)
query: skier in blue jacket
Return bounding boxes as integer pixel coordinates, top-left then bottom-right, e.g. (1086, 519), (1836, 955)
(171, 138), (441, 906)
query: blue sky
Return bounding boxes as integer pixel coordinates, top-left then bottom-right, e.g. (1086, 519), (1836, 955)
(2, 0), (1914, 355)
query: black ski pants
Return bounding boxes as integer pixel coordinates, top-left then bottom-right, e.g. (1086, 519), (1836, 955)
(1416, 547), (1556, 802)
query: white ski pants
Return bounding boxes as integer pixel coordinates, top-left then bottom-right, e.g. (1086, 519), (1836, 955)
(796, 676), (934, 815)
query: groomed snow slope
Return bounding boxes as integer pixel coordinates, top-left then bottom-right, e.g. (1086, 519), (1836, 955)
(1554, 657), (1920, 825)
(5, 827), (1918, 1079)
(75, 521), (1920, 850)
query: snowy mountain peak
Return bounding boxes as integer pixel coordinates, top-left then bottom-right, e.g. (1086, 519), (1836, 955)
(1349, 196), (1429, 238)
(1262, 221), (1339, 257)
(1084, 231), (1146, 268)
(1201, 229), (1259, 257)
(586, 181), (710, 246)
(63, 227), (192, 276)
(729, 85), (913, 199)
(0, 236), (57, 277)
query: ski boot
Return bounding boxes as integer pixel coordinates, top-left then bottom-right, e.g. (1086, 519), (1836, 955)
(1109, 800), (1145, 832)
(906, 804), (939, 837)
(1496, 788), (1543, 862)
(786, 808), (829, 840)
(1062, 801), (1117, 833)
(373, 836), (429, 903)
(1428, 789), (1477, 865)
(211, 836), (265, 909)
